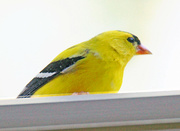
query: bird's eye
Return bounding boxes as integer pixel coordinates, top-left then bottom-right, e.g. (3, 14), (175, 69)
(127, 37), (135, 43)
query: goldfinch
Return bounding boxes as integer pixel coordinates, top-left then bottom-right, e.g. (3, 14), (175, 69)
(18, 30), (151, 98)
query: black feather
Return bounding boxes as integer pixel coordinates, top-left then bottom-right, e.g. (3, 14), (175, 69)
(17, 56), (85, 98)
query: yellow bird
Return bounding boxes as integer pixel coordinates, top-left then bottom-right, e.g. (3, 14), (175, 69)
(17, 30), (151, 98)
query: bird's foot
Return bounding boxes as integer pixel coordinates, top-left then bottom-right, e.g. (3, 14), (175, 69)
(72, 91), (89, 95)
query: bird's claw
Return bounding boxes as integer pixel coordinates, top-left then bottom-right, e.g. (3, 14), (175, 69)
(72, 92), (89, 95)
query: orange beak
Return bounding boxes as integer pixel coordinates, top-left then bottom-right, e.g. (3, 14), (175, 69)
(136, 45), (152, 55)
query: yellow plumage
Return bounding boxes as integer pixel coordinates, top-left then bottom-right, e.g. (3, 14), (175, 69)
(18, 30), (151, 98)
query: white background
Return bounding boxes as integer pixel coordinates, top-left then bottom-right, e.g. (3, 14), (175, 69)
(0, 0), (180, 99)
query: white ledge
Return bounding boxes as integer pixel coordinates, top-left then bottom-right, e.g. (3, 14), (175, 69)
(0, 90), (180, 130)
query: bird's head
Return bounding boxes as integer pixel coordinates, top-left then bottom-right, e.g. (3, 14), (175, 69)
(99, 30), (151, 55)
(91, 30), (151, 65)
(126, 33), (152, 55)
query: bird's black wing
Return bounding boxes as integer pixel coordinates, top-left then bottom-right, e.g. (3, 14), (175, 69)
(17, 56), (85, 98)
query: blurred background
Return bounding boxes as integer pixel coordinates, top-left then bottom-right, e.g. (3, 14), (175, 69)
(0, 0), (180, 99)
